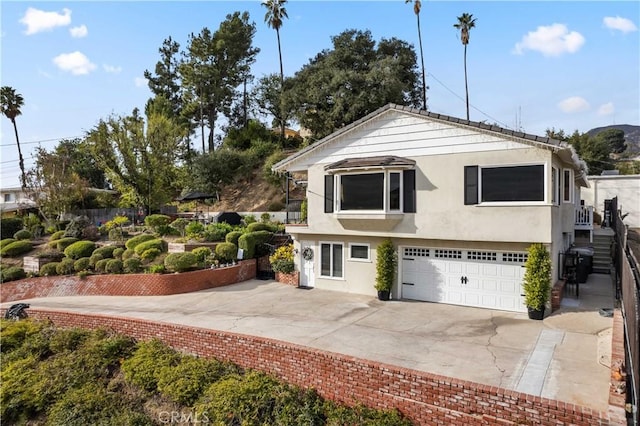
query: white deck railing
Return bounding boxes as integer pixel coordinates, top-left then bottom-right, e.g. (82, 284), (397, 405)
(575, 205), (594, 229)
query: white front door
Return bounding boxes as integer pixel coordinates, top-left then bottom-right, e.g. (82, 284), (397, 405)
(300, 241), (315, 288)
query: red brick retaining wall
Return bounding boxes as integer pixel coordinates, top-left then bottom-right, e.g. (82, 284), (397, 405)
(10, 309), (617, 426)
(0, 259), (256, 303)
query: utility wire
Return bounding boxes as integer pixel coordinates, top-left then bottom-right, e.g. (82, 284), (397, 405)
(0, 135), (83, 148)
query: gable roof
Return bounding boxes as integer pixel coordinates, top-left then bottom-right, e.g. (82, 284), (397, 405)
(273, 103), (589, 185)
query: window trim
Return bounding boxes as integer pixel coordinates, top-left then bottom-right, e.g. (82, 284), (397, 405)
(319, 241), (344, 280)
(348, 243), (371, 262)
(472, 163), (547, 205)
(334, 169), (408, 214)
(552, 167), (560, 206)
(562, 168), (573, 203)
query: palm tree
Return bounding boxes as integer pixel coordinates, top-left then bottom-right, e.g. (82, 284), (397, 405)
(262, 0), (288, 143)
(454, 13), (477, 121)
(1, 86), (27, 189)
(406, 0), (427, 110)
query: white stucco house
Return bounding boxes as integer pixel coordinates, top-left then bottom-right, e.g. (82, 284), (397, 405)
(582, 174), (640, 228)
(0, 187), (37, 214)
(273, 104), (591, 313)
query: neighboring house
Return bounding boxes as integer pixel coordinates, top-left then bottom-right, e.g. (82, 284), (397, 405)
(0, 187), (37, 216)
(273, 104), (589, 313)
(582, 174), (640, 228)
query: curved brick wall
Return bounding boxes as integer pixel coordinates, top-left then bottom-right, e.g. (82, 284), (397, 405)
(6, 309), (615, 426)
(0, 259), (256, 303)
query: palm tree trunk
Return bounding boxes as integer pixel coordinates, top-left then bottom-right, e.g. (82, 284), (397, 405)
(417, 14), (427, 111)
(463, 43), (469, 121)
(277, 28), (286, 146)
(11, 118), (26, 189)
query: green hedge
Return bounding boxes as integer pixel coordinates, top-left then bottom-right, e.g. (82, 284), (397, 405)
(0, 238), (17, 249)
(49, 230), (66, 241)
(56, 258), (75, 275)
(123, 258), (142, 273)
(140, 248), (161, 262)
(164, 252), (197, 272)
(40, 262), (60, 276)
(134, 239), (166, 256)
(55, 237), (79, 251)
(238, 230), (273, 259)
(64, 241), (96, 260)
(1, 266), (26, 283)
(92, 245), (119, 259)
(1, 240), (33, 257)
(112, 247), (125, 259)
(246, 222), (276, 233)
(125, 234), (156, 250)
(13, 229), (33, 240)
(105, 259), (123, 274)
(215, 242), (237, 262)
(94, 259), (110, 273)
(225, 231), (243, 246)
(74, 257), (91, 272)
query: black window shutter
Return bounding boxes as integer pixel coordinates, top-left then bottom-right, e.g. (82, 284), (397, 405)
(324, 175), (334, 213)
(464, 166), (479, 205)
(403, 170), (416, 213)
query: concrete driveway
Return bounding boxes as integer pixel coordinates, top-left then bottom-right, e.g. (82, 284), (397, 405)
(1, 273), (616, 411)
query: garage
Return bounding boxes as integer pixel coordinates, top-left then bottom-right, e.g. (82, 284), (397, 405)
(401, 247), (528, 312)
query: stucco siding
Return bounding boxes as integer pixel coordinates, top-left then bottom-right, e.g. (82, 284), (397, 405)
(582, 175), (640, 228)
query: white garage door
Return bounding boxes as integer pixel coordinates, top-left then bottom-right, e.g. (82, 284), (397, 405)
(401, 247), (528, 312)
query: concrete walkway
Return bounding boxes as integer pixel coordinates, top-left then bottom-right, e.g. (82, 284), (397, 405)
(1, 273), (616, 411)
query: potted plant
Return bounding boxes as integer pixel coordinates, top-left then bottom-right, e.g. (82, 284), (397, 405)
(270, 244), (297, 284)
(523, 243), (552, 320)
(375, 239), (397, 301)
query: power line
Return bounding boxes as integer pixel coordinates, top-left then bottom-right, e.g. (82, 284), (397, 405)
(0, 135), (83, 148)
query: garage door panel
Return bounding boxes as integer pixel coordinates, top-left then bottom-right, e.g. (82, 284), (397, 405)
(402, 247), (527, 312)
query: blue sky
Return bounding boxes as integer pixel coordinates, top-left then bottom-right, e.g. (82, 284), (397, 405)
(1, 1), (639, 188)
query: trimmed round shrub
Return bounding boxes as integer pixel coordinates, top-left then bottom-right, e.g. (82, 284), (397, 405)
(105, 259), (123, 274)
(164, 252), (197, 272)
(1, 240), (33, 257)
(94, 259), (110, 273)
(225, 231), (243, 246)
(1, 238), (17, 249)
(37, 250), (65, 261)
(121, 338), (181, 392)
(215, 242), (238, 262)
(56, 258), (75, 275)
(13, 229), (32, 240)
(125, 234), (156, 250)
(140, 248), (161, 262)
(64, 241), (96, 260)
(134, 239), (166, 256)
(191, 247), (212, 263)
(40, 262), (60, 276)
(89, 253), (104, 268)
(123, 258), (142, 273)
(56, 237), (79, 251)
(1, 217), (23, 239)
(238, 230), (273, 259)
(50, 230), (66, 241)
(1, 267), (26, 283)
(112, 247), (125, 259)
(144, 214), (171, 233)
(121, 249), (136, 260)
(74, 257), (91, 272)
(92, 245), (118, 259)
(246, 222), (275, 233)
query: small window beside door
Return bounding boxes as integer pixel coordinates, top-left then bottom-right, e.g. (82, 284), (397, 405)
(348, 243), (370, 261)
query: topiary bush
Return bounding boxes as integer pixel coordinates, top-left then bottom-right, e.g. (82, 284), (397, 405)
(125, 234), (156, 250)
(49, 230), (66, 242)
(225, 231), (243, 246)
(40, 262), (60, 276)
(1, 266), (26, 283)
(0, 238), (17, 249)
(523, 243), (552, 313)
(375, 239), (397, 295)
(64, 241), (96, 260)
(215, 242), (238, 262)
(204, 222), (234, 242)
(105, 259), (124, 274)
(140, 248), (161, 262)
(74, 257), (91, 272)
(146, 264), (166, 274)
(164, 252), (197, 272)
(121, 249), (136, 260)
(1, 240), (33, 257)
(13, 229), (32, 240)
(144, 214), (171, 234)
(88, 253), (104, 268)
(157, 356), (231, 406)
(134, 239), (166, 256)
(56, 258), (76, 275)
(123, 258), (142, 273)
(191, 247), (212, 264)
(112, 247), (125, 259)
(94, 259), (110, 274)
(185, 221), (205, 239)
(246, 222), (273, 233)
(92, 245), (118, 259)
(238, 230), (273, 259)
(56, 237), (79, 251)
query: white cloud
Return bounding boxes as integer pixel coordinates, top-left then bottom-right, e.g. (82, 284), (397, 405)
(603, 16), (638, 33)
(134, 77), (147, 87)
(558, 96), (590, 113)
(103, 64), (122, 74)
(513, 23), (585, 57)
(69, 25), (88, 38)
(52, 51), (96, 75)
(19, 7), (71, 35)
(597, 102), (615, 116)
